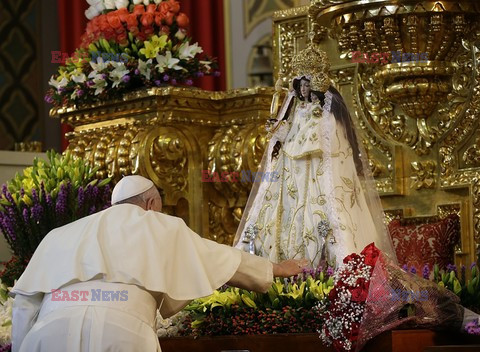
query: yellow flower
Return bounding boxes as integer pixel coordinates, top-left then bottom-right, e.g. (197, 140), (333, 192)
(139, 35), (168, 59)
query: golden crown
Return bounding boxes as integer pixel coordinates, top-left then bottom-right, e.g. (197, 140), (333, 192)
(291, 42), (331, 92)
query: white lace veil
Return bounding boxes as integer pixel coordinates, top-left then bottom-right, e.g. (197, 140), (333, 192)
(233, 77), (397, 264)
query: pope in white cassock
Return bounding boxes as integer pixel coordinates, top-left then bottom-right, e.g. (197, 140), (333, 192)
(10, 175), (308, 352)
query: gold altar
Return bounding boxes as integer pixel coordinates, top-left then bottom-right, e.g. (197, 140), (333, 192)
(52, 0), (480, 266)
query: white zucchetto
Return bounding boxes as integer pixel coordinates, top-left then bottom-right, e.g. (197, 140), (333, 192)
(111, 175), (154, 204)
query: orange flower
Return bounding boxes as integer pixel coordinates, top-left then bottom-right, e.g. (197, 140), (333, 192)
(116, 32), (128, 46)
(158, 2), (170, 16)
(154, 14), (163, 27)
(141, 13), (154, 27)
(176, 13), (189, 28)
(133, 4), (145, 16)
(116, 8), (129, 23)
(98, 16), (110, 32)
(146, 4), (157, 14)
(168, 0), (181, 14)
(107, 12), (122, 30)
(126, 13), (139, 29)
(164, 12), (174, 26)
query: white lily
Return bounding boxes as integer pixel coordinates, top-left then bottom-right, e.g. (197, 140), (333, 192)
(138, 59), (152, 80)
(132, 0), (143, 4)
(199, 60), (212, 71)
(85, 6), (101, 20)
(104, 0), (116, 10)
(49, 76), (69, 90)
(90, 57), (109, 72)
(153, 0), (162, 3)
(143, 0), (150, 5)
(156, 51), (183, 72)
(109, 62), (130, 88)
(114, 0), (129, 9)
(72, 72), (87, 84)
(89, 73), (108, 95)
(178, 42), (203, 60)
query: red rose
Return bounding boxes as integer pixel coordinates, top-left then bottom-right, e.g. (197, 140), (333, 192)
(168, 0), (180, 14)
(141, 13), (154, 27)
(176, 12), (189, 28)
(143, 26), (154, 36)
(343, 252), (360, 264)
(350, 278), (369, 302)
(160, 25), (170, 35)
(361, 242), (380, 267)
(133, 4), (145, 16)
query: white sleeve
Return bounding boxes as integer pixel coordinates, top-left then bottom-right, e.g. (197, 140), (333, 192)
(227, 250), (273, 293)
(11, 293), (44, 352)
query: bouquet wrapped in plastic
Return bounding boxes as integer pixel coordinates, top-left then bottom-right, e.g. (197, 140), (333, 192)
(356, 249), (475, 351)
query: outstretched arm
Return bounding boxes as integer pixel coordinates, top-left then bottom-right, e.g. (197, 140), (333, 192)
(227, 251), (309, 293)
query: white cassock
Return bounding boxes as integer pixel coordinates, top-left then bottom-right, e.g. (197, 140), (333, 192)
(10, 204), (273, 352)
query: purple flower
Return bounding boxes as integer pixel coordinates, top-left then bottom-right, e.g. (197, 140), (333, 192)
(195, 72), (204, 78)
(122, 75), (131, 83)
(155, 80), (162, 86)
(0, 343), (12, 352)
(422, 264), (430, 279)
(44, 95), (54, 104)
(465, 320), (480, 335)
(446, 264), (457, 275)
(134, 69), (140, 75)
(20, 188), (25, 197)
(31, 204), (43, 223)
(326, 266), (334, 277)
(78, 186), (84, 210)
(1, 184), (7, 196)
(86, 80), (95, 87)
(162, 74), (169, 81)
(170, 79), (177, 85)
(185, 79), (193, 86)
(402, 264), (408, 272)
(58, 87), (66, 93)
(213, 71), (221, 77)
(471, 262), (477, 270)
(410, 266), (417, 274)
(101, 73), (108, 80)
(76, 89), (84, 97)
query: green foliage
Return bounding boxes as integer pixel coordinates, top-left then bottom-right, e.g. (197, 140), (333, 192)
(182, 271), (334, 335)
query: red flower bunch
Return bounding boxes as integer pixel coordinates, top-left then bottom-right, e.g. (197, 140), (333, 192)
(81, 0), (187, 47)
(320, 243), (381, 352)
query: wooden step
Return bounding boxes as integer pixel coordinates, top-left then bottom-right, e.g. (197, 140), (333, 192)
(424, 347), (480, 352)
(159, 329), (480, 352)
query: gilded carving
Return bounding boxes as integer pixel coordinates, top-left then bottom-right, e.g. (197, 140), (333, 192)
(410, 161), (436, 190)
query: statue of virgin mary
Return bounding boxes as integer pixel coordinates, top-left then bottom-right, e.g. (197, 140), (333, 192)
(234, 42), (397, 268)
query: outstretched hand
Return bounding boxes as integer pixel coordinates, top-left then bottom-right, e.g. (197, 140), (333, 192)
(272, 259), (309, 278)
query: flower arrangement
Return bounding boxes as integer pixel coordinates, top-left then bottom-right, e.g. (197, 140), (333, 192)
(179, 268), (334, 336)
(0, 280), (12, 352)
(320, 243), (379, 352)
(45, 0), (218, 108)
(0, 150), (111, 286)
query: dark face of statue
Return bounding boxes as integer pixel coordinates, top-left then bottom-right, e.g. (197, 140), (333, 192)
(300, 79), (311, 100)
